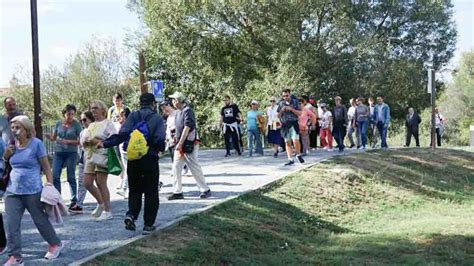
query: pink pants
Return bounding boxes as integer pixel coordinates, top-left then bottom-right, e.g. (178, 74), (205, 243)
(320, 128), (333, 149)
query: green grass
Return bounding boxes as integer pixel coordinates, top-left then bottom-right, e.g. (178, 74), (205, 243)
(90, 148), (474, 265)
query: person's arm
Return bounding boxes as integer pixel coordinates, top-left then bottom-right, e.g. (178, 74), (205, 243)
(100, 114), (135, 148)
(176, 126), (191, 151)
(39, 156), (53, 185)
(385, 105), (390, 127)
(287, 106), (302, 116)
(418, 114), (422, 124)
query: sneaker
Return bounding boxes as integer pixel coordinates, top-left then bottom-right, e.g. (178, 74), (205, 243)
(296, 155), (305, 164)
(349, 145), (355, 149)
(284, 160), (295, 166)
(167, 193), (184, 200)
(3, 256), (23, 266)
(96, 211), (113, 221)
(142, 225), (156, 235)
(327, 148), (333, 152)
(273, 152), (278, 158)
(199, 189), (211, 199)
(124, 216), (136, 231)
(224, 153), (231, 157)
(44, 242), (64, 260)
(68, 204), (83, 214)
(91, 204), (104, 218)
(116, 189), (127, 198)
(68, 202), (76, 209)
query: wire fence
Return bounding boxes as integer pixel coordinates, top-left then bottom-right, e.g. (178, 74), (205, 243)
(42, 125), (55, 157)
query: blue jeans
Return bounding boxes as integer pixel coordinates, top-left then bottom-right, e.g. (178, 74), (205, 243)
(332, 125), (346, 151)
(358, 121), (369, 147)
(52, 152), (78, 203)
(376, 122), (388, 148)
(247, 129), (263, 155)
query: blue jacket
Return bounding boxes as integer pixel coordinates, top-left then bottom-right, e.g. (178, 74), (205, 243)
(372, 103), (390, 126)
(103, 106), (166, 157)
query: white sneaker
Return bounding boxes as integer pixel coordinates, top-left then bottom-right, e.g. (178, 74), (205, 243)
(116, 189), (128, 198)
(44, 242), (64, 260)
(96, 211), (113, 221)
(327, 149), (333, 152)
(91, 204), (104, 218)
(3, 256), (23, 265)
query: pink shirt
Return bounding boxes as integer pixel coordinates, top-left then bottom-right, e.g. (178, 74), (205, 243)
(298, 107), (316, 131)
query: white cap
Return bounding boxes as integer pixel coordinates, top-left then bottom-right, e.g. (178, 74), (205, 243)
(251, 100), (258, 105)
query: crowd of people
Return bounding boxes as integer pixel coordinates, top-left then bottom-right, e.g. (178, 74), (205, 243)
(0, 89), (445, 264)
(219, 89), (445, 166)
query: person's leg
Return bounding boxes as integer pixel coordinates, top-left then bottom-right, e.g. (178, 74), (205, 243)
(381, 125), (388, 148)
(231, 129), (241, 154)
(76, 163), (87, 207)
(361, 121), (369, 147)
(302, 129), (310, 154)
(126, 160), (144, 220)
(224, 126), (232, 155)
(376, 123), (385, 148)
(320, 128), (327, 148)
(0, 214), (6, 248)
(326, 129), (333, 149)
(309, 128), (317, 149)
(142, 157), (159, 226)
(5, 195), (25, 258)
(95, 172), (111, 211)
(356, 126), (362, 147)
(83, 172), (103, 205)
(247, 130), (255, 156)
(406, 128), (411, 147)
(51, 153), (65, 193)
(347, 126), (355, 147)
(184, 145), (210, 192)
(255, 130), (263, 155)
(172, 151), (187, 194)
(119, 148), (129, 190)
(436, 128), (442, 146)
(285, 139), (293, 160)
(66, 152), (78, 204)
(24, 193), (61, 246)
(414, 129), (420, 147)
(332, 127), (340, 150)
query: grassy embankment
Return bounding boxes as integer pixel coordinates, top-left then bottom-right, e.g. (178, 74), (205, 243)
(92, 148), (474, 265)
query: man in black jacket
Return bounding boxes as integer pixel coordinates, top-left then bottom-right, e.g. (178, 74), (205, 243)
(405, 107), (421, 147)
(98, 93), (166, 234)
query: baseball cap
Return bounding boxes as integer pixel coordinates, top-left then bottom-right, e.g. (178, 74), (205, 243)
(251, 100), (258, 105)
(169, 92), (187, 102)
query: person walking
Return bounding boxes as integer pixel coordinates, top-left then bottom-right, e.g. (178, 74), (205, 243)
(266, 96), (282, 158)
(405, 107), (421, 147)
(278, 89), (304, 166)
(346, 98), (357, 149)
(69, 111), (95, 214)
(372, 96), (390, 150)
(368, 97), (379, 149)
(81, 100), (116, 221)
(354, 97), (370, 150)
(319, 104), (333, 151)
(3, 116), (64, 265)
(246, 100), (264, 157)
(220, 96), (242, 157)
(298, 98), (317, 155)
(431, 108), (445, 147)
(99, 93), (166, 234)
(167, 92), (211, 200)
(332, 96), (348, 152)
(45, 104), (82, 210)
(0, 97), (23, 145)
(0, 137), (7, 253)
(107, 93), (130, 126)
(308, 97), (318, 150)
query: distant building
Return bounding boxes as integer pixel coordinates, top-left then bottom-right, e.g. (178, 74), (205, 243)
(0, 87), (14, 97)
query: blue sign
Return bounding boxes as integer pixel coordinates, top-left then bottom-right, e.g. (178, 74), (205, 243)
(151, 80), (164, 98)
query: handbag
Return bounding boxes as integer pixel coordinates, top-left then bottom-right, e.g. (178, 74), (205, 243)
(0, 161), (12, 191)
(107, 148), (122, 175)
(90, 149), (108, 168)
(183, 139), (194, 154)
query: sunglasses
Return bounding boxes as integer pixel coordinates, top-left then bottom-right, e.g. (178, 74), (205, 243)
(270, 100), (275, 102)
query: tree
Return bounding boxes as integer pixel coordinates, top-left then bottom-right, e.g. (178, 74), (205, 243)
(128, 0), (456, 145)
(12, 38), (139, 124)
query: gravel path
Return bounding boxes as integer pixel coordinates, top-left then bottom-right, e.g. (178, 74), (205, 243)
(0, 148), (356, 265)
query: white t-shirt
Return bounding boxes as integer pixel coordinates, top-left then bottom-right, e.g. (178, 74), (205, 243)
(82, 119), (117, 159)
(347, 106), (356, 120)
(320, 111), (332, 129)
(266, 105), (279, 126)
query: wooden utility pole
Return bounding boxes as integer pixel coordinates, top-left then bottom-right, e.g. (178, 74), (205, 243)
(429, 69), (436, 149)
(30, 0), (42, 139)
(139, 51), (147, 94)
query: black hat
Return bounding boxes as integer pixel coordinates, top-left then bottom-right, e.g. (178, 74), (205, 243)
(140, 93), (156, 105)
